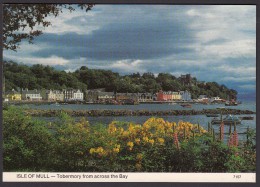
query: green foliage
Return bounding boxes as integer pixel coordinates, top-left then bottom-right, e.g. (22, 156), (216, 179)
(4, 61), (236, 99)
(3, 106), (54, 171)
(3, 108), (256, 172)
(3, 4), (94, 51)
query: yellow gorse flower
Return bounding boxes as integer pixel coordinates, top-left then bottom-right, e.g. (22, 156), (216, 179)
(135, 138), (141, 145)
(108, 122), (117, 134)
(149, 139), (155, 145)
(157, 137), (165, 145)
(127, 141), (134, 151)
(143, 136), (149, 143)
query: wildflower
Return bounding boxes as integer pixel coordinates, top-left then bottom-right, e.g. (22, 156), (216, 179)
(149, 139), (155, 145)
(128, 124), (135, 133)
(89, 148), (95, 155)
(113, 147), (120, 154)
(173, 132), (180, 149)
(143, 136), (149, 143)
(136, 153), (143, 161)
(135, 138), (141, 145)
(108, 123), (117, 134)
(233, 130), (238, 147)
(113, 144), (121, 153)
(157, 138), (165, 145)
(96, 147), (105, 157)
(127, 141), (134, 151)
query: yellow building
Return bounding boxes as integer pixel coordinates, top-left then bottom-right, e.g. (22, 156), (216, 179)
(6, 90), (22, 101)
(172, 92), (181, 100)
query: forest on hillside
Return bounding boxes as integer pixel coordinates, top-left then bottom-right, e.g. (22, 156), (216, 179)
(3, 61), (237, 99)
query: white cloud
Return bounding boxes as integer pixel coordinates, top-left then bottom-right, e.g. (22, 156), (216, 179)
(109, 59), (144, 73)
(186, 5), (256, 59)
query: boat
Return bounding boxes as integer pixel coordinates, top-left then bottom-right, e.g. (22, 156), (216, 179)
(168, 102), (177, 105)
(225, 101), (238, 106)
(180, 104), (192, 108)
(206, 114), (219, 117)
(239, 116), (254, 120)
(211, 115), (241, 125)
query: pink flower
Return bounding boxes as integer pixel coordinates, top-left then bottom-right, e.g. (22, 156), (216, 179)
(233, 131), (238, 147)
(173, 132), (180, 149)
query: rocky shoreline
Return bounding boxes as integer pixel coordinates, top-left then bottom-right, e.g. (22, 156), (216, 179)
(24, 108), (255, 117)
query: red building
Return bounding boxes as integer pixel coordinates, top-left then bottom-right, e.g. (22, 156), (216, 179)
(157, 90), (168, 101)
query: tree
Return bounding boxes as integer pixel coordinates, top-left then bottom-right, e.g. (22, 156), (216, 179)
(3, 4), (94, 51)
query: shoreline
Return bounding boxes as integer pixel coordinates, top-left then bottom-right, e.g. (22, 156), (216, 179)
(4, 100), (225, 105)
(24, 108), (255, 117)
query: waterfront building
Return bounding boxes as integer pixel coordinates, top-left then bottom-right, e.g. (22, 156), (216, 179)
(138, 93), (153, 102)
(46, 90), (56, 101)
(209, 97), (223, 103)
(22, 89), (42, 101)
(128, 93), (139, 102)
(46, 90), (64, 101)
(157, 91), (181, 101)
(55, 90), (65, 101)
(5, 89), (22, 101)
(157, 90), (167, 101)
(172, 92), (181, 100)
(198, 95), (209, 103)
(179, 90), (192, 101)
(64, 89), (74, 101)
(98, 92), (115, 100)
(85, 90), (99, 102)
(198, 95), (207, 99)
(73, 90), (84, 101)
(64, 89), (84, 101)
(116, 93), (131, 101)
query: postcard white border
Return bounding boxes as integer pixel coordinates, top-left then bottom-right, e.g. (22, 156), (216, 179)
(2, 172), (256, 182)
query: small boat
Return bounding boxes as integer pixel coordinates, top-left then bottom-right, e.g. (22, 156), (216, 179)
(168, 102), (177, 105)
(211, 115), (241, 125)
(225, 101), (238, 106)
(206, 114), (219, 117)
(180, 104), (192, 108)
(239, 116), (254, 120)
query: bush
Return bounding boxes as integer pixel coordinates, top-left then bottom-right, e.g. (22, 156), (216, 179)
(3, 108), (256, 172)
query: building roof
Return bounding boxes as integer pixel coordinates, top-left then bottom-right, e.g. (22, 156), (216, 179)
(22, 90), (41, 94)
(98, 92), (115, 97)
(5, 90), (21, 95)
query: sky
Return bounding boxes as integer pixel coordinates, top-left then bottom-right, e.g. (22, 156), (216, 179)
(3, 5), (256, 98)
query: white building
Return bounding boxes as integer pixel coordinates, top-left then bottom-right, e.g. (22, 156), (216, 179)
(209, 97), (222, 103)
(22, 89), (42, 101)
(179, 90), (192, 101)
(73, 90), (84, 101)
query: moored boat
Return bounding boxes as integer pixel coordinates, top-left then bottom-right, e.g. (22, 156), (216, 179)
(239, 116), (254, 120)
(211, 115), (241, 124)
(180, 104), (192, 108)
